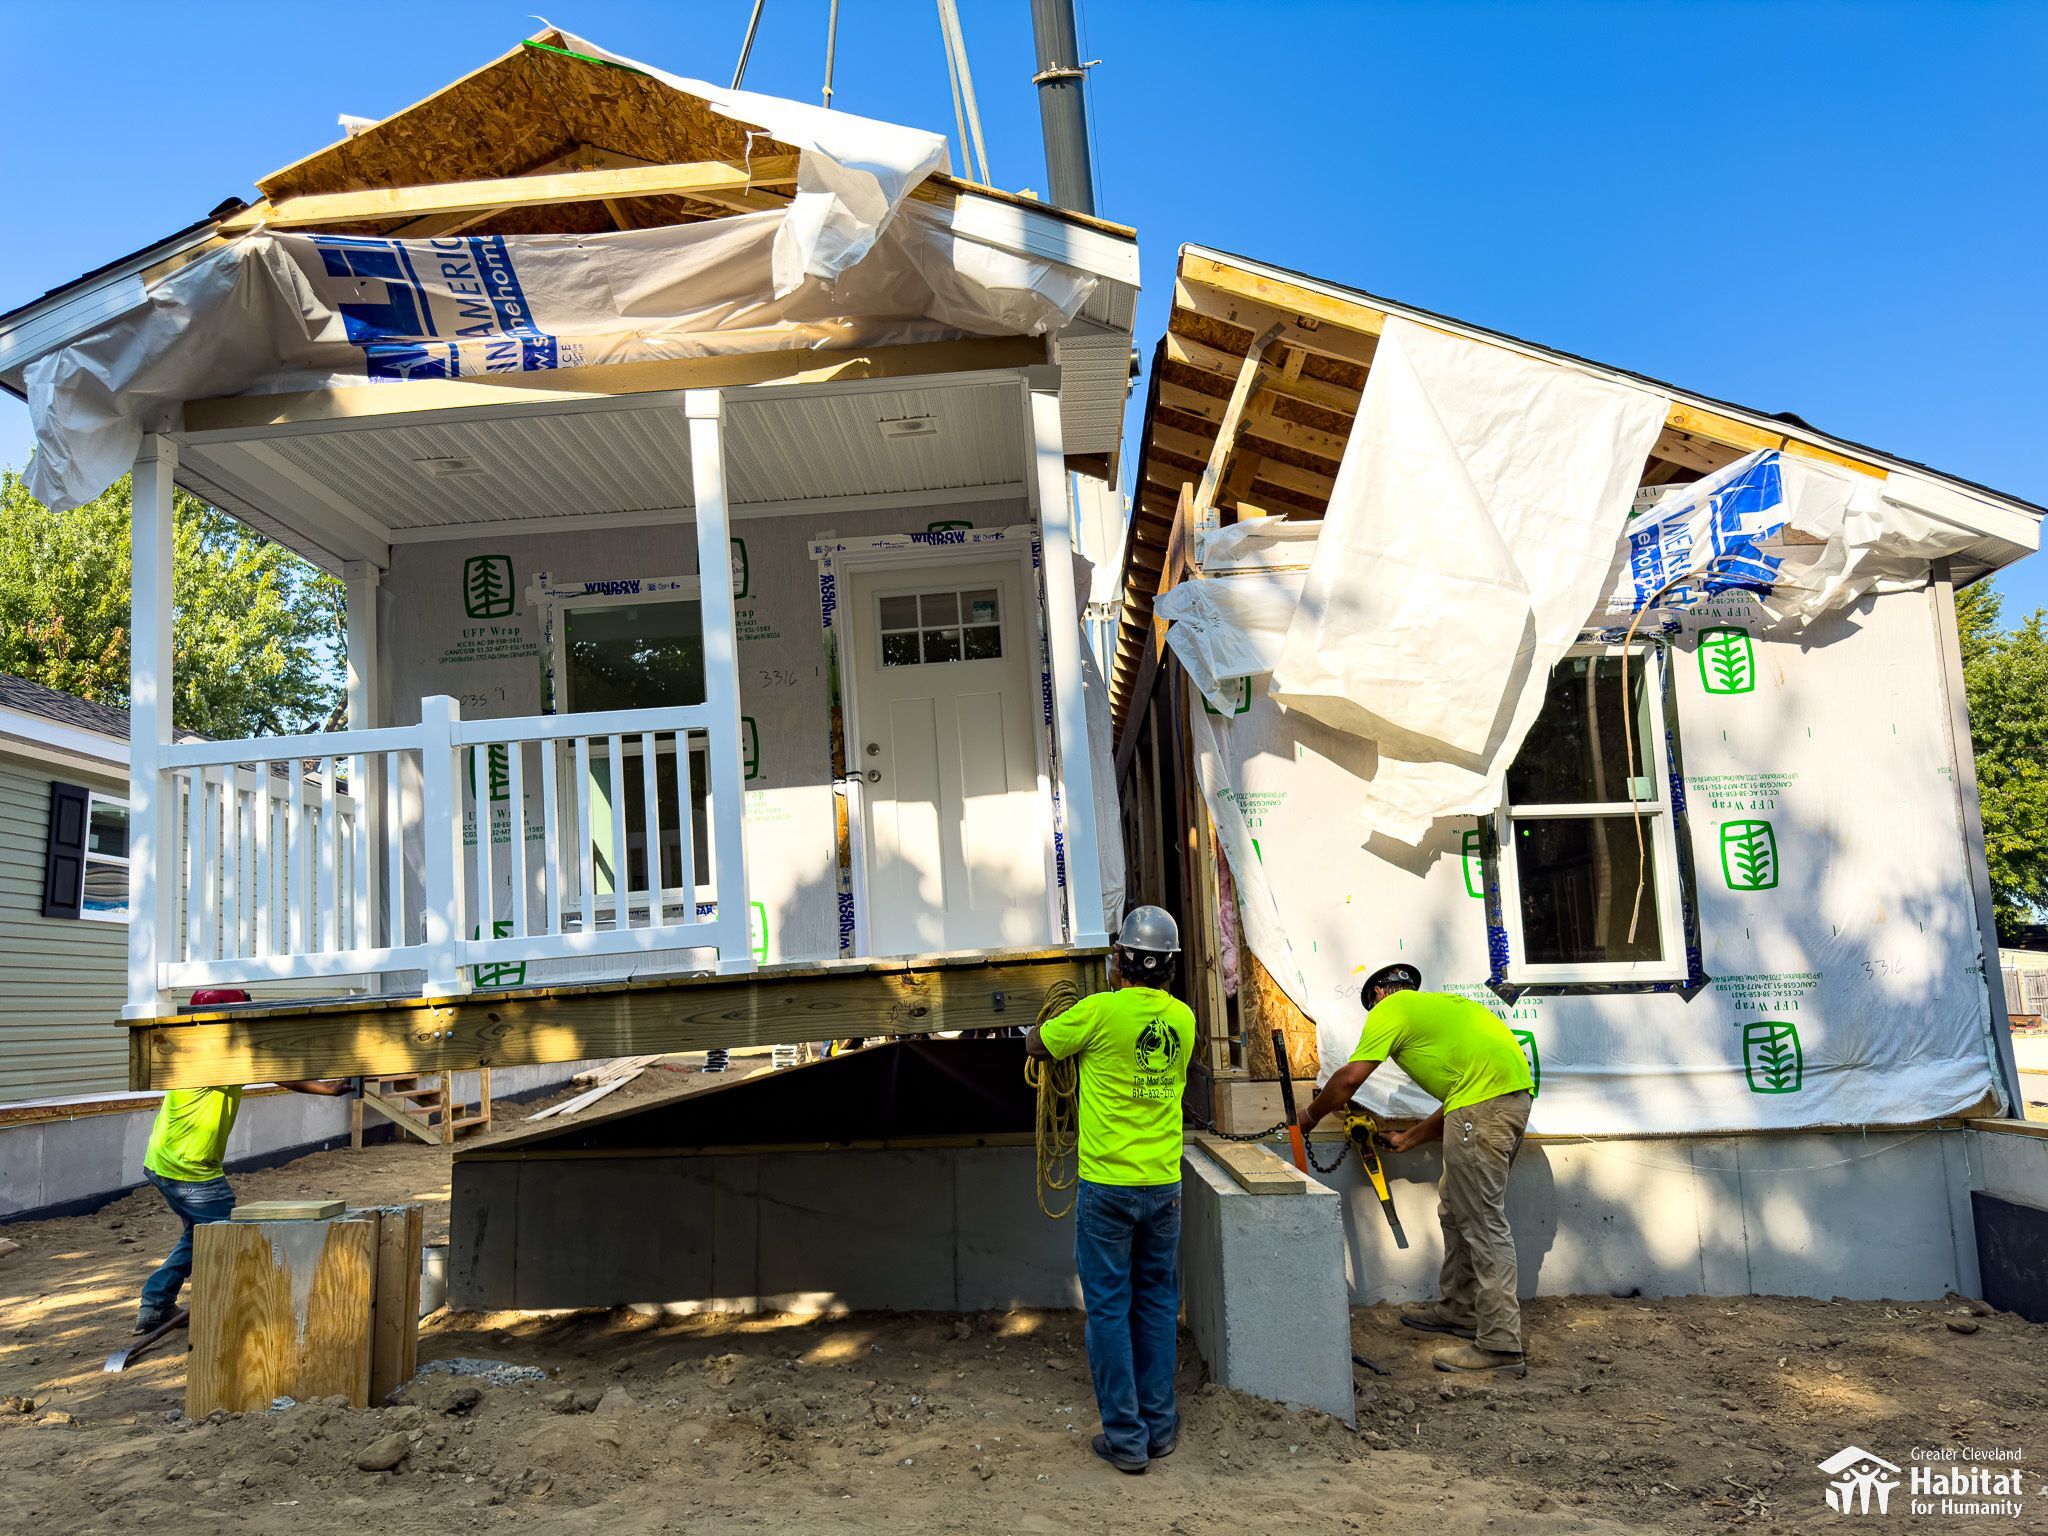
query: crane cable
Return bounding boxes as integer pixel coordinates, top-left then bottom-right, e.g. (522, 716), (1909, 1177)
(1026, 979), (1084, 1218)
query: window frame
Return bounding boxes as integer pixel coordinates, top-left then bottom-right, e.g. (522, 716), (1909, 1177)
(78, 790), (133, 925)
(547, 583), (716, 921)
(1492, 642), (1689, 986)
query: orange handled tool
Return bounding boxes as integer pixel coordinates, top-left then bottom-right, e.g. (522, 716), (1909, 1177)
(1270, 1029), (1309, 1172)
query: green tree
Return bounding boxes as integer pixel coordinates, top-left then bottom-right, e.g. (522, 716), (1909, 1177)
(1957, 580), (2048, 937)
(0, 470), (344, 738)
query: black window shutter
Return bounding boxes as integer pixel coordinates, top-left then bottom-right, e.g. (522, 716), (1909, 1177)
(42, 782), (91, 919)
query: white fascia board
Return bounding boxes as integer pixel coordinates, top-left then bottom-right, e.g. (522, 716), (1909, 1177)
(0, 228), (221, 385)
(1881, 470), (2042, 557)
(950, 193), (1141, 291)
(0, 707), (129, 774)
(1183, 244), (2048, 548)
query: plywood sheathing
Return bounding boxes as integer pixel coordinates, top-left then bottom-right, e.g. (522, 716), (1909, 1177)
(257, 36), (789, 200)
(246, 35), (799, 237)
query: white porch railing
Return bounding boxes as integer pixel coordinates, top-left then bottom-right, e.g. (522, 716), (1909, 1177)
(157, 697), (752, 995)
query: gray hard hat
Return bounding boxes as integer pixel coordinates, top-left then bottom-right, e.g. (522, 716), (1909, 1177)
(1115, 905), (1181, 955)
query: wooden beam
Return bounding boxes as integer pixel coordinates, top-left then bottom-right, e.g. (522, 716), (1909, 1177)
(1158, 384), (1352, 464)
(1189, 325), (1282, 532)
(1180, 252), (1393, 342)
(1172, 279), (1381, 369)
(218, 156), (802, 233)
(1164, 332), (1362, 416)
(1151, 425), (1338, 499)
(126, 947), (1109, 1090)
(181, 335), (1049, 436)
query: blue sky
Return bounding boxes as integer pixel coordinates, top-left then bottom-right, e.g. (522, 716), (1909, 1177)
(3, 0), (2043, 615)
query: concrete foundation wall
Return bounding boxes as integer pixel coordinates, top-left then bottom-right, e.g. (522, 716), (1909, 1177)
(449, 1144), (1082, 1314)
(0, 1062), (587, 1221)
(1313, 1127), (1987, 1305)
(1180, 1145), (1354, 1422)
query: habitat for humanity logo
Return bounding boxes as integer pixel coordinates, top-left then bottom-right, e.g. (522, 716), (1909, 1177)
(307, 234), (564, 380)
(1818, 1444), (2031, 1519)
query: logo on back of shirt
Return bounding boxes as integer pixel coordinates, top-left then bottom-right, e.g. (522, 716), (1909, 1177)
(1137, 1016), (1183, 1072)
(1131, 1011), (1187, 1103)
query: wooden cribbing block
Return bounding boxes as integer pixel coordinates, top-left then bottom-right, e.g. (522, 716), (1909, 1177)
(366, 1204), (424, 1405)
(1193, 1134), (1305, 1195)
(231, 1199), (344, 1222)
(187, 1215), (376, 1417)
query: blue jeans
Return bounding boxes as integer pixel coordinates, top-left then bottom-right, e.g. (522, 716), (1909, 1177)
(1075, 1177), (1181, 1464)
(140, 1169), (236, 1315)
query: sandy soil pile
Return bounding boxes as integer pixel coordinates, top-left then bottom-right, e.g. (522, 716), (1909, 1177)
(2, 1069), (2042, 1534)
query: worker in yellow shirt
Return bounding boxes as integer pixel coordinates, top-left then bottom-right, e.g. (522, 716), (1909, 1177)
(133, 989), (351, 1333)
(1026, 906), (1194, 1476)
(1299, 963), (1535, 1376)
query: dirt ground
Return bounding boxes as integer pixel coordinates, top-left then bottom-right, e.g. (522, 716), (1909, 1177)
(3, 1063), (2044, 1535)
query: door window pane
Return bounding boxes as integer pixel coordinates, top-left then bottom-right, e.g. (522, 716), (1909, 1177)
(1511, 815), (1664, 965)
(565, 600), (706, 711)
(879, 586), (1003, 668)
(1506, 655), (1655, 805)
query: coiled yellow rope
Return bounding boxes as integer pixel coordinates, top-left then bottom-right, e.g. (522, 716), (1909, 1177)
(1026, 979), (1084, 1218)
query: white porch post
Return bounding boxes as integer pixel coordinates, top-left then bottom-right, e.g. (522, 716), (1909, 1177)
(125, 436), (178, 1019)
(1023, 371), (1110, 948)
(685, 389), (755, 971)
(344, 559), (386, 952)
(419, 694), (469, 997)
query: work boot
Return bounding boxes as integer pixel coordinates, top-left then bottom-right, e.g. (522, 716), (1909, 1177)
(1399, 1302), (1477, 1339)
(1091, 1434), (1147, 1475)
(1433, 1342), (1527, 1377)
(1148, 1428), (1178, 1460)
(133, 1306), (170, 1335)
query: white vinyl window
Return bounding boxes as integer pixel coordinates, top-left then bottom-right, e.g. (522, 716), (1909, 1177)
(1494, 646), (1689, 984)
(80, 792), (132, 923)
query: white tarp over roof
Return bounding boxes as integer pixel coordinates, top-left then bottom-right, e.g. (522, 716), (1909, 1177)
(23, 198), (1097, 514)
(1266, 316), (1670, 844)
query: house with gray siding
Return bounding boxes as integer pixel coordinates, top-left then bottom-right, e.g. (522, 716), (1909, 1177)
(0, 674), (134, 1103)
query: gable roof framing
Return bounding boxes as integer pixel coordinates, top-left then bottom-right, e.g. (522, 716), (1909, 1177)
(1109, 244), (2046, 742)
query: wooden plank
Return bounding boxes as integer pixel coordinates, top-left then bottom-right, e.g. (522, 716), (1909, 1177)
(187, 1216), (377, 1416)
(181, 335), (1050, 436)
(1188, 325), (1282, 532)
(358, 1088), (445, 1147)
(1192, 1134), (1303, 1195)
(1164, 332), (1363, 416)
(218, 156), (802, 233)
(1212, 1074), (1323, 1136)
(128, 947), (1109, 1090)
(1172, 279), (1383, 369)
(366, 1204), (423, 1405)
(231, 1199), (344, 1222)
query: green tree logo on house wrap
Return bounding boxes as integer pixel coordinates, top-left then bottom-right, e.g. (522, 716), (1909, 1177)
(1698, 626), (1756, 694)
(471, 919), (527, 989)
(1461, 828), (1485, 899)
(1512, 1028), (1540, 1097)
(749, 900), (769, 964)
(1720, 819), (1779, 890)
(469, 744), (511, 803)
(1202, 677), (1252, 716)
(463, 555), (515, 618)
(730, 539), (750, 600)
(741, 716), (760, 781)
(1742, 1021), (1803, 1093)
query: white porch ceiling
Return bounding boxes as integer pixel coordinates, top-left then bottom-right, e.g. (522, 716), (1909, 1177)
(177, 377), (1033, 570)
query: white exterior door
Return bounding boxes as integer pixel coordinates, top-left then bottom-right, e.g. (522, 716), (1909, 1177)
(849, 556), (1052, 955)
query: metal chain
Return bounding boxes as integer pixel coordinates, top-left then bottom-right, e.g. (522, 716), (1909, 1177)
(1187, 1112), (1357, 1175)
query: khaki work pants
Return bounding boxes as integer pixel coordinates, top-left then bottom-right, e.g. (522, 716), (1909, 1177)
(1436, 1089), (1532, 1354)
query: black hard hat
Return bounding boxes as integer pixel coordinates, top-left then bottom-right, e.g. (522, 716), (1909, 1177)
(1359, 963), (1421, 1007)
